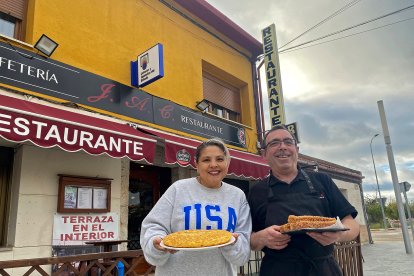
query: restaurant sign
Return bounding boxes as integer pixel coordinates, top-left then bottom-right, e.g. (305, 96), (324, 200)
(262, 23), (286, 126)
(53, 213), (119, 245)
(0, 100), (156, 162)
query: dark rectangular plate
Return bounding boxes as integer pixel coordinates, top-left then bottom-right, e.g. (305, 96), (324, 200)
(283, 227), (350, 235)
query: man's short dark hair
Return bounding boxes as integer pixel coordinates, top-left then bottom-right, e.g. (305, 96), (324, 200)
(261, 125), (296, 149)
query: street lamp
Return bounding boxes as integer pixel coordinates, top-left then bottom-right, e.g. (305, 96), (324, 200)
(370, 134), (388, 230)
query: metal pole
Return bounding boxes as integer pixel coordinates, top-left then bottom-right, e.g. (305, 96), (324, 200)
(370, 134), (388, 230)
(377, 100), (412, 254)
(400, 182), (414, 241)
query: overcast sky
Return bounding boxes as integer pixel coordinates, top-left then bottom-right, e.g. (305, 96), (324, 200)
(206, 0), (414, 202)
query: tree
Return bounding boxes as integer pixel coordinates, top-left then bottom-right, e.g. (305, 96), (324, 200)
(365, 195), (414, 227)
(384, 200), (399, 220)
(364, 195), (385, 224)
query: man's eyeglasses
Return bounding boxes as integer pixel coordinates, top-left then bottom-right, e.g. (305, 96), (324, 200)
(263, 138), (296, 149)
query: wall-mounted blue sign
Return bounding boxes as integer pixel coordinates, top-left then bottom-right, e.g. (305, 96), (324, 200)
(131, 43), (164, 88)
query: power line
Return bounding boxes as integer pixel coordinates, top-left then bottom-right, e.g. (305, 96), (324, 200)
(279, 4), (414, 53)
(279, 0), (362, 50)
(280, 16), (414, 54)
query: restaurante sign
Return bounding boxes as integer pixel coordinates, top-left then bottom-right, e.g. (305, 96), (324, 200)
(0, 94), (157, 162)
(261, 23), (286, 126)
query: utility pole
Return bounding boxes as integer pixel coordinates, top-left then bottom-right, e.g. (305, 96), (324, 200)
(377, 100), (412, 254)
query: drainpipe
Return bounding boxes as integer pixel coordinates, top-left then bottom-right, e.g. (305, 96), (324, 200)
(252, 59), (262, 149)
(257, 59), (266, 138)
(359, 182), (374, 244)
(252, 58), (266, 148)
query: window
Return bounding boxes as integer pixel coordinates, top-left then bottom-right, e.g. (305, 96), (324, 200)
(208, 102), (240, 122)
(0, 0), (27, 40)
(0, 146), (13, 246)
(202, 72), (241, 123)
(0, 13), (16, 37)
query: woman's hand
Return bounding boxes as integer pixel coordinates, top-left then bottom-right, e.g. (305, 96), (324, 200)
(153, 236), (178, 254)
(231, 233), (239, 245)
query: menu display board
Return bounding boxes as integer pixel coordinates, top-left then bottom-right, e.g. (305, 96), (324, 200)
(58, 175), (112, 213)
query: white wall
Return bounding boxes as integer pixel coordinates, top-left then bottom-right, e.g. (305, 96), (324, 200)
(0, 144), (123, 264)
(334, 179), (365, 226)
(334, 179), (370, 243)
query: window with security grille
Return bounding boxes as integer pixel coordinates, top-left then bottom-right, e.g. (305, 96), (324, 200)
(202, 72), (241, 123)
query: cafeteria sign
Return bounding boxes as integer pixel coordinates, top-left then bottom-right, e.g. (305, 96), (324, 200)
(53, 213), (119, 245)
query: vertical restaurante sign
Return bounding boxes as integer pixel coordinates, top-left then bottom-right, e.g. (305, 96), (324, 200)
(0, 42), (246, 148)
(262, 24), (286, 126)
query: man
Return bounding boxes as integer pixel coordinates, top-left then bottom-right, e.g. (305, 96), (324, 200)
(249, 125), (360, 275)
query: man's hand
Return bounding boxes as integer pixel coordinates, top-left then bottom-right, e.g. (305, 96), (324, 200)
(306, 231), (342, 246)
(307, 215), (360, 246)
(251, 225), (291, 251)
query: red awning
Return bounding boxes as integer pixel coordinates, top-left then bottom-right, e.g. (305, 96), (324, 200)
(0, 94), (157, 162)
(227, 148), (270, 180)
(143, 127), (269, 180)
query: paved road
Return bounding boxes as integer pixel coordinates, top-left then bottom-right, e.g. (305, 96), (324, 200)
(362, 228), (414, 276)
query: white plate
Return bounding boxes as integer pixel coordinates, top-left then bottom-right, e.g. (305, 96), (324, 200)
(160, 236), (235, 251)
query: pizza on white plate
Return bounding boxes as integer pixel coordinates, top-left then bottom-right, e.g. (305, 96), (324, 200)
(280, 215), (337, 233)
(163, 229), (232, 248)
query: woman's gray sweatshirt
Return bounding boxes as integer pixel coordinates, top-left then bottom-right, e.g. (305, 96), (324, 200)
(140, 177), (252, 276)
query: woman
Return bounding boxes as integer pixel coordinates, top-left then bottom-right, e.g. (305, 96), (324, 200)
(140, 138), (252, 276)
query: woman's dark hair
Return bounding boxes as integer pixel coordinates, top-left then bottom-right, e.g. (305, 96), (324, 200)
(261, 124), (296, 149)
(195, 138), (230, 163)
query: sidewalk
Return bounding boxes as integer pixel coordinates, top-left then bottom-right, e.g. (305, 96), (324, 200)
(362, 229), (414, 276)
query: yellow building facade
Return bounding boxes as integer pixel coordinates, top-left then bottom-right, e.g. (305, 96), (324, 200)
(22, 0), (262, 147)
(0, 0), (268, 267)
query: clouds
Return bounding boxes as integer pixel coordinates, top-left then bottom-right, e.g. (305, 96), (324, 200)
(206, 0), (414, 201)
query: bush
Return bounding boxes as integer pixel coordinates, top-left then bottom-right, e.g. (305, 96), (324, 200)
(369, 222), (382, 229)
